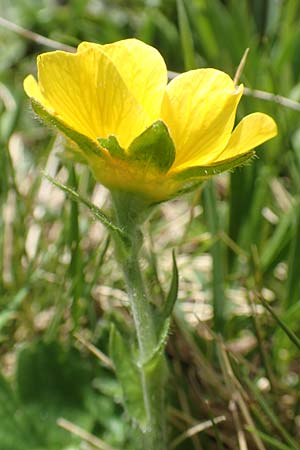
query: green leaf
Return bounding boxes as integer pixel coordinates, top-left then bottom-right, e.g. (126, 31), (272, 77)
(141, 322), (169, 413)
(0, 373), (34, 450)
(109, 324), (147, 430)
(3, 340), (95, 450)
(98, 135), (127, 159)
(31, 100), (103, 159)
(17, 341), (91, 409)
(145, 319), (170, 373)
(174, 151), (255, 181)
(128, 120), (175, 173)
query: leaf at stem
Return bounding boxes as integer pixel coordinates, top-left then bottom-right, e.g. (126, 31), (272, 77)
(144, 319), (170, 373)
(43, 173), (128, 244)
(109, 324), (147, 430)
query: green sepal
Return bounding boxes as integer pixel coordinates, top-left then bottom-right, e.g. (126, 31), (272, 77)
(109, 324), (147, 430)
(97, 135), (127, 160)
(31, 100), (104, 159)
(128, 120), (175, 173)
(173, 151), (256, 181)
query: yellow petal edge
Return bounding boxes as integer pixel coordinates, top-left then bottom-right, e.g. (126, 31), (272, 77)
(216, 112), (278, 163)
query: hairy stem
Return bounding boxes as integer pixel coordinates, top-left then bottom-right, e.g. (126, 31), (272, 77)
(111, 191), (166, 450)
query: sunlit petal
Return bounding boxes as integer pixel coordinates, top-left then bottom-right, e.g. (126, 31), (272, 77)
(214, 112), (278, 162)
(161, 69), (243, 169)
(78, 39), (167, 121)
(30, 47), (151, 149)
(24, 75), (54, 113)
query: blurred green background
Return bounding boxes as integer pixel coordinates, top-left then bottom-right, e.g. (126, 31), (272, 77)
(1, 0), (300, 449)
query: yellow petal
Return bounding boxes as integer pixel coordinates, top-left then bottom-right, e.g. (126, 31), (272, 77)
(78, 39), (167, 121)
(26, 47), (151, 149)
(214, 112), (278, 162)
(161, 69), (243, 169)
(24, 74), (54, 113)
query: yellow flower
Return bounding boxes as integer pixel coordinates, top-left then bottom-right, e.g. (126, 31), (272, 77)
(24, 39), (277, 203)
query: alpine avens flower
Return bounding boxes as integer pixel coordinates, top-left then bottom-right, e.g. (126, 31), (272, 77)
(24, 39), (277, 203)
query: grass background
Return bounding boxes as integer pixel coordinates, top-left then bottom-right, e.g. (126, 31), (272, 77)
(1, 0), (300, 449)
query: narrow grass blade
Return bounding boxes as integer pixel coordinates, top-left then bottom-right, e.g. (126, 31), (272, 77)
(246, 427), (296, 450)
(67, 166), (83, 327)
(248, 294), (275, 391)
(256, 293), (300, 352)
(207, 406), (226, 450)
(176, 0), (196, 70)
(203, 180), (226, 333)
(228, 168), (254, 268)
(159, 250), (179, 323)
(260, 207), (293, 272)
(0, 288), (28, 331)
(286, 200), (300, 307)
(244, 377), (300, 450)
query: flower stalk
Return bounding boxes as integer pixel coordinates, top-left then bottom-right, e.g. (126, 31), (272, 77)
(111, 191), (167, 450)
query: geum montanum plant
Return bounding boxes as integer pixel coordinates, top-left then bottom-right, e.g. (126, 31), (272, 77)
(24, 38), (277, 450)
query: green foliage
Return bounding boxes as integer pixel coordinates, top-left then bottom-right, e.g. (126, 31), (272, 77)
(0, 341), (93, 450)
